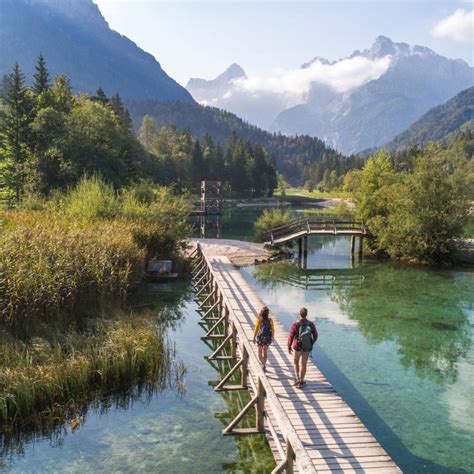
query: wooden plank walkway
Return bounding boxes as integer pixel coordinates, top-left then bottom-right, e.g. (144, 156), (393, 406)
(205, 253), (401, 473)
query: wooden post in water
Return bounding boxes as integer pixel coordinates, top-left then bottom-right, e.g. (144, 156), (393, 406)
(298, 237), (302, 256)
(358, 236), (364, 259)
(350, 235), (356, 256)
(303, 236), (308, 269)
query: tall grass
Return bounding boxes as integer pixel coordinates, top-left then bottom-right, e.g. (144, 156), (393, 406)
(0, 313), (175, 431)
(0, 177), (191, 433)
(0, 211), (144, 329)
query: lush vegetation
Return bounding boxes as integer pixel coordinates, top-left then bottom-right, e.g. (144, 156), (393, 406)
(254, 208), (291, 242)
(139, 116), (278, 196)
(355, 140), (472, 263)
(0, 313), (171, 433)
(0, 175), (190, 430)
(126, 100), (365, 185)
(384, 87), (474, 154)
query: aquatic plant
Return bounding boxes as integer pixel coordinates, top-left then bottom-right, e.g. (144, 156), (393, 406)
(0, 313), (175, 431)
(254, 208), (291, 242)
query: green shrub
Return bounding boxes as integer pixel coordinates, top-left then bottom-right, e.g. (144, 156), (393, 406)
(62, 174), (119, 220)
(254, 208), (291, 242)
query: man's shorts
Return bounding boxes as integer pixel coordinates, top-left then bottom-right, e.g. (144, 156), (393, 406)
(294, 350), (310, 364)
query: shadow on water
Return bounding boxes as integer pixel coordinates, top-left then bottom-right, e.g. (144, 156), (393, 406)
(200, 323), (276, 473)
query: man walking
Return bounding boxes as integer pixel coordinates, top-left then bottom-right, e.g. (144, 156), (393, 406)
(288, 307), (318, 388)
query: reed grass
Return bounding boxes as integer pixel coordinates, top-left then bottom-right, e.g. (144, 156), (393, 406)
(0, 313), (173, 431)
(0, 210), (145, 328)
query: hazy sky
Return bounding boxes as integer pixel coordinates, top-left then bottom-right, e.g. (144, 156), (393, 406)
(94, 1), (474, 86)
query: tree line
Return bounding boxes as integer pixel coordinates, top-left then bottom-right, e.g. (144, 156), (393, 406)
(126, 100), (362, 185)
(0, 56), (277, 204)
(353, 138), (473, 264)
(139, 116), (278, 196)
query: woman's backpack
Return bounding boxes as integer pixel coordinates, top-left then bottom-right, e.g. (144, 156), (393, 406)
(256, 319), (272, 345)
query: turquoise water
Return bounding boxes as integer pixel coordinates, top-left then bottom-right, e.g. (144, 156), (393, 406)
(240, 235), (474, 473)
(2, 208), (473, 473)
(1, 281), (274, 473)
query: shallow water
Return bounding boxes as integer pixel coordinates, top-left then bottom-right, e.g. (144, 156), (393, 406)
(1, 281), (274, 473)
(240, 236), (474, 473)
(2, 208), (473, 473)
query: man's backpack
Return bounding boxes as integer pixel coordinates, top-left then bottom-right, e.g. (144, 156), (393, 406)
(297, 321), (313, 351)
(256, 320), (272, 345)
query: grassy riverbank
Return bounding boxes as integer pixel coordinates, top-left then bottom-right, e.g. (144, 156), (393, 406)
(0, 178), (191, 432)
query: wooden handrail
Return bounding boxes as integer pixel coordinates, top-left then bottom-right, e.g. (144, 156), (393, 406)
(196, 244), (316, 473)
(265, 217), (367, 240)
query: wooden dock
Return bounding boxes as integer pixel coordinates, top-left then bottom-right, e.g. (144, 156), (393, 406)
(191, 245), (401, 473)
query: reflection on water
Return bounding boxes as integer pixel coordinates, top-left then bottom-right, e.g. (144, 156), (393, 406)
(243, 235), (474, 473)
(1, 280), (276, 473)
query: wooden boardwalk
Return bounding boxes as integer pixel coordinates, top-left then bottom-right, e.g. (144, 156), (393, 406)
(191, 245), (401, 473)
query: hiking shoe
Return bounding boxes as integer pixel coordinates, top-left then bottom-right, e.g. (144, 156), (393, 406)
(293, 380), (300, 387)
(298, 381), (306, 389)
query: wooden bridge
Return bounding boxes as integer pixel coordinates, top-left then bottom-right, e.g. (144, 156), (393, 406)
(190, 244), (400, 473)
(265, 218), (368, 257)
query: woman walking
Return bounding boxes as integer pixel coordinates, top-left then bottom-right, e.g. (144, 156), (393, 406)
(253, 306), (275, 372)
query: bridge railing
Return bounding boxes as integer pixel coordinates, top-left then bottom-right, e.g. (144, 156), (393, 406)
(265, 217), (366, 243)
(192, 244), (316, 473)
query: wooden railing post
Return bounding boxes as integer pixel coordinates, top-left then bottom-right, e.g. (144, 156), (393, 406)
(256, 378), (265, 432)
(287, 439), (295, 474)
(241, 346), (248, 388)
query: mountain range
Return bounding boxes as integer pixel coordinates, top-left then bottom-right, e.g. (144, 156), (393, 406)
(382, 86), (474, 154)
(1, 0), (472, 181)
(187, 36), (474, 154)
(0, 0), (193, 101)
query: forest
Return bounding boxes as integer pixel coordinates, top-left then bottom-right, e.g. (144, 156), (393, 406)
(0, 57), (277, 203)
(126, 100), (365, 185)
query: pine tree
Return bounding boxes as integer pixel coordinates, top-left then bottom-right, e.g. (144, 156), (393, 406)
(0, 63), (34, 202)
(33, 53), (50, 96)
(139, 115), (158, 152)
(110, 93), (132, 130)
(214, 142), (225, 181)
(202, 132), (215, 179)
(191, 140), (205, 186)
(92, 87), (108, 105)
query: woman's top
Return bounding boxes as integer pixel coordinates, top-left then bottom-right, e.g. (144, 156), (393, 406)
(253, 318), (275, 338)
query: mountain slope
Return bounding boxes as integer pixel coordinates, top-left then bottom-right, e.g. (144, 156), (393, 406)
(189, 37), (473, 155)
(382, 87), (474, 153)
(0, 0), (193, 102)
(186, 63), (289, 129)
(126, 100), (360, 185)
(273, 37), (473, 154)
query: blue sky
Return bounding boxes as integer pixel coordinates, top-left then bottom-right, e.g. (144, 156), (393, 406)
(95, 1), (473, 85)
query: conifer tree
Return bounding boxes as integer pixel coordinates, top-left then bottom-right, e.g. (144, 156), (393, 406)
(110, 93), (132, 130)
(191, 140), (205, 186)
(33, 53), (50, 96)
(0, 63), (34, 202)
(92, 87), (108, 105)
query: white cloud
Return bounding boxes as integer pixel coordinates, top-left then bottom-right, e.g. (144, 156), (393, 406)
(231, 55), (392, 104)
(431, 9), (474, 43)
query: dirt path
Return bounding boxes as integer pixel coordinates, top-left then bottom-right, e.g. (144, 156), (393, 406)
(186, 238), (272, 266)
